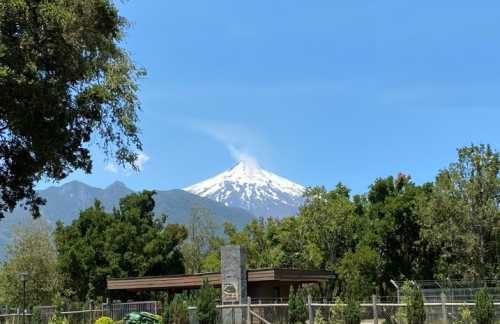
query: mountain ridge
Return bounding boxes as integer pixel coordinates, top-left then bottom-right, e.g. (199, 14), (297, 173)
(0, 181), (254, 255)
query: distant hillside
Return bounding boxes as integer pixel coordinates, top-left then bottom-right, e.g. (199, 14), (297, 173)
(0, 181), (254, 255)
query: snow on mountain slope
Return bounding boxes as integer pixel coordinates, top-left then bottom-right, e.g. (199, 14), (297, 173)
(184, 161), (305, 217)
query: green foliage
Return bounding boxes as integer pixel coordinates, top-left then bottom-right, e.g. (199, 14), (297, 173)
(182, 206), (221, 274)
(196, 279), (217, 324)
(0, 220), (60, 307)
(164, 294), (190, 324)
(473, 289), (495, 324)
(336, 245), (379, 300)
(456, 306), (473, 324)
(288, 286), (307, 324)
(314, 309), (327, 324)
(32, 307), (42, 324)
(299, 184), (359, 271)
(330, 297), (345, 324)
(95, 317), (114, 324)
(54, 192), (187, 300)
(48, 294), (68, 324)
(419, 144), (499, 279)
(406, 285), (425, 324)
(0, 0), (145, 218)
(343, 299), (360, 324)
(216, 144), (499, 300)
(224, 217), (283, 269)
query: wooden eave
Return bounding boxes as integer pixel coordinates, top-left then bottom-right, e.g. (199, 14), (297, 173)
(107, 269), (334, 291)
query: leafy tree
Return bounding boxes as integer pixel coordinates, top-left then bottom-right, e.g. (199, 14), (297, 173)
(419, 144), (499, 279)
(225, 217), (282, 269)
(196, 279), (217, 324)
(55, 191), (187, 300)
(336, 245), (379, 300)
(0, 0), (145, 219)
(406, 285), (425, 324)
(0, 220), (60, 307)
(182, 206), (219, 274)
(299, 184), (359, 271)
(473, 289), (495, 324)
(364, 174), (434, 287)
(288, 286), (307, 324)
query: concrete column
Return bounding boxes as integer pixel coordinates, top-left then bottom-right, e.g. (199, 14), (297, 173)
(372, 295), (378, 324)
(221, 245), (247, 324)
(307, 294), (313, 324)
(441, 292), (447, 324)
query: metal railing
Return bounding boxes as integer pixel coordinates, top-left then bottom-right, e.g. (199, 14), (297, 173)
(0, 301), (159, 324)
(210, 295), (500, 324)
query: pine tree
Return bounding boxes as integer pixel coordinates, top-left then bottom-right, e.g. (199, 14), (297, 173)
(406, 285), (426, 324)
(288, 286), (307, 324)
(473, 289), (495, 324)
(196, 279), (217, 324)
(344, 298), (361, 324)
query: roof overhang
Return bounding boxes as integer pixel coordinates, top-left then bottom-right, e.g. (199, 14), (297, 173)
(107, 269), (334, 291)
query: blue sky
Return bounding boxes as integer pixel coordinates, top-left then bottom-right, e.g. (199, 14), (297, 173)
(42, 0), (500, 194)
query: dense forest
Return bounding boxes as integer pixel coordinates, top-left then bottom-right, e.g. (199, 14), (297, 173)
(0, 144), (498, 307)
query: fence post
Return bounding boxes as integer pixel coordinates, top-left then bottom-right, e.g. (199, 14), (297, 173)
(372, 295), (378, 324)
(247, 297), (251, 324)
(308, 294), (313, 324)
(441, 292), (447, 323)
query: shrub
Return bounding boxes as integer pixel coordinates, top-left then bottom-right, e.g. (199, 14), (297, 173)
(168, 294), (189, 324)
(406, 285), (426, 324)
(314, 309), (327, 324)
(48, 293), (68, 324)
(196, 279), (217, 324)
(456, 306), (473, 324)
(31, 307), (42, 324)
(95, 316), (114, 324)
(344, 299), (360, 324)
(473, 289), (495, 324)
(288, 286), (307, 324)
(330, 297), (345, 324)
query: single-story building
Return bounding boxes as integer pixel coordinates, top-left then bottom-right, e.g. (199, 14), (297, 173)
(107, 246), (334, 301)
(107, 268), (334, 300)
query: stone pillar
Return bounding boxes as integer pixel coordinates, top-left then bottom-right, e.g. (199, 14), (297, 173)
(221, 245), (247, 324)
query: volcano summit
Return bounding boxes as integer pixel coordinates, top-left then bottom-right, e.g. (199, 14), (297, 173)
(184, 161), (305, 217)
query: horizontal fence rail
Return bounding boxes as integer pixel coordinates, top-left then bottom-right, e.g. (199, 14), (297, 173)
(1, 298), (500, 324)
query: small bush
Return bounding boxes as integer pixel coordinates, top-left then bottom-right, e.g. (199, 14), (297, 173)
(407, 285), (425, 324)
(473, 289), (495, 324)
(167, 294), (189, 324)
(288, 286), (307, 324)
(344, 299), (360, 324)
(314, 309), (327, 324)
(95, 316), (114, 324)
(31, 307), (42, 324)
(456, 306), (473, 324)
(330, 297), (345, 324)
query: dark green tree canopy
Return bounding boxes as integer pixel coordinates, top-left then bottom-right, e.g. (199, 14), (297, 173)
(54, 191), (187, 300)
(0, 0), (144, 218)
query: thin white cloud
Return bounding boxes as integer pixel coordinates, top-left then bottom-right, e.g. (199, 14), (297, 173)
(133, 152), (150, 170)
(190, 121), (270, 166)
(104, 163), (118, 173)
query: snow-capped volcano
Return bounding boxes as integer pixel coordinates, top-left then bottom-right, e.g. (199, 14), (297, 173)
(184, 161), (305, 217)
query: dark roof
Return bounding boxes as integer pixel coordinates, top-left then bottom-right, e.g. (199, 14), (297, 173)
(107, 268), (335, 291)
